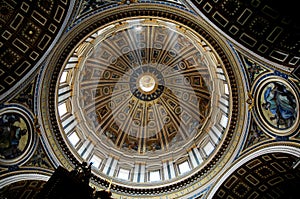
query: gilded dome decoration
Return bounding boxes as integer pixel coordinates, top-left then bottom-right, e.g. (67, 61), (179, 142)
(72, 19), (213, 156)
(40, 3), (246, 196)
(1, 1), (300, 199)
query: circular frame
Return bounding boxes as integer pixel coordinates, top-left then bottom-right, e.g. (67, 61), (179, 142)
(254, 76), (299, 136)
(39, 3), (246, 197)
(0, 105), (36, 166)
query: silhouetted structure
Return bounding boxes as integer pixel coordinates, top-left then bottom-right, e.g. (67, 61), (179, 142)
(37, 162), (112, 199)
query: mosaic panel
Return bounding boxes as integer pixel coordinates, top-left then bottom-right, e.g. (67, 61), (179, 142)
(254, 77), (299, 135)
(0, 112), (30, 160)
(237, 51), (268, 85)
(0, 105), (37, 166)
(9, 79), (36, 110)
(243, 119), (271, 150)
(25, 140), (54, 170)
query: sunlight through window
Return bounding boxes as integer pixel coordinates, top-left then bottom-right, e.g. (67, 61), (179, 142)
(149, 170), (161, 182)
(68, 132), (80, 146)
(118, 168), (130, 180)
(58, 102), (67, 116)
(178, 161), (190, 174)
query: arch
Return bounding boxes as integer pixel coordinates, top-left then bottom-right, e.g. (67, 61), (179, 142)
(207, 145), (300, 198)
(0, 172), (50, 189)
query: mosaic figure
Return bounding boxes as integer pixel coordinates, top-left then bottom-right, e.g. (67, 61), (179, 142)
(261, 82), (297, 129)
(0, 113), (29, 159)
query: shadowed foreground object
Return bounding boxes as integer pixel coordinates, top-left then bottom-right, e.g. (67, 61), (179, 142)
(37, 163), (113, 199)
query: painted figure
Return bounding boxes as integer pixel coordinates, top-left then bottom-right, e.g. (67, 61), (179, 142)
(0, 113), (28, 159)
(261, 82), (297, 128)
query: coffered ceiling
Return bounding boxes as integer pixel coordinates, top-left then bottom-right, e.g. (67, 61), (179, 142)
(0, 0), (71, 98)
(190, 0), (300, 69)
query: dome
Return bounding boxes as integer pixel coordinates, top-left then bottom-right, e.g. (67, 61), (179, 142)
(1, 1), (300, 199)
(41, 3), (245, 196)
(71, 18), (215, 155)
(57, 17), (227, 185)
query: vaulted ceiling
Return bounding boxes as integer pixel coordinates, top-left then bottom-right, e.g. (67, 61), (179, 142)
(191, 0), (300, 69)
(0, 1), (299, 199)
(0, 0), (71, 97)
(1, 0), (299, 98)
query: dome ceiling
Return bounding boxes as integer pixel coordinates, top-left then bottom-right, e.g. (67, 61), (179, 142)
(40, 3), (246, 196)
(57, 16), (232, 187)
(72, 19), (213, 157)
(1, 1), (299, 199)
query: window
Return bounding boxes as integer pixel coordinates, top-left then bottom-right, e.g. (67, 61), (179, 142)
(90, 155), (102, 169)
(58, 102), (68, 116)
(60, 71), (68, 83)
(224, 84), (229, 95)
(204, 142), (214, 156)
(149, 170), (161, 182)
(68, 132), (80, 146)
(220, 114), (228, 128)
(178, 161), (190, 174)
(117, 168), (130, 180)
